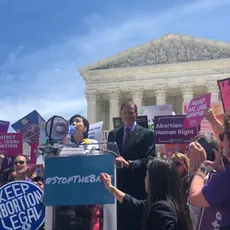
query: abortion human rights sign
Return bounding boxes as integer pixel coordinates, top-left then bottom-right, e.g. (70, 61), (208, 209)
(44, 154), (115, 206)
(183, 93), (211, 129)
(0, 133), (23, 156)
(154, 115), (199, 144)
(0, 181), (45, 230)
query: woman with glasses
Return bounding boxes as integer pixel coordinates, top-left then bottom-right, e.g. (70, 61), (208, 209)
(171, 153), (194, 229)
(13, 155), (31, 181)
(171, 153), (191, 199)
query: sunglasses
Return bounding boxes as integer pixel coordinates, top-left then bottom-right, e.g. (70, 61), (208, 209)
(14, 161), (25, 166)
(173, 161), (182, 167)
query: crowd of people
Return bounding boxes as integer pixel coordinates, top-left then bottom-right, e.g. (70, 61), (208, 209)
(0, 101), (230, 230)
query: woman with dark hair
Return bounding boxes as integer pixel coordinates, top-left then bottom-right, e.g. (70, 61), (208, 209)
(56, 114), (101, 230)
(101, 158), (192, 230)
(61, 114), (98, 150)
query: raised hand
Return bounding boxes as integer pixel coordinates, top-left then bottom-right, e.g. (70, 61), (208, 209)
(189, 141), (207, 165)
(204, 149), (225, 172)
(100, 173), (112, 190)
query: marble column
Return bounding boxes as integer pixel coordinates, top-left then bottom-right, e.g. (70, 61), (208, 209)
(153, 85), (167, 105)
(205, 81), (219, 103)
(99, 100), (109, 130)
(107, 88), (120, 130)
(130, 87), (143, 107)
(180, 83), (194, 114)
(85, 90), (97, 124)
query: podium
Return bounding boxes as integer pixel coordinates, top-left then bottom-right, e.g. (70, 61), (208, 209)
(40, 142), (118, 230)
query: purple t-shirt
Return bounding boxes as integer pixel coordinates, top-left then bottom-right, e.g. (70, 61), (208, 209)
(202, 166), (230, 228)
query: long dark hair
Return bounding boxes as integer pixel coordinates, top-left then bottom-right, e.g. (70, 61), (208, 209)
(142, 158), (191, 230)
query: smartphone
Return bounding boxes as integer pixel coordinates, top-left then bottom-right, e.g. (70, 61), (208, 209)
(197, 137), (215, 161)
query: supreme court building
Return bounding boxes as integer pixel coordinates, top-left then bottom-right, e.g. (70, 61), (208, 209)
(78, 33), (230, 130)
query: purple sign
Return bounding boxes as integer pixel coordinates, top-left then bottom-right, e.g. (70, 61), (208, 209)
(197, 172), (222, 230)
(154, 115), (199, 144)
(11, 110), (45, 145)
(0, 120), (10, 133)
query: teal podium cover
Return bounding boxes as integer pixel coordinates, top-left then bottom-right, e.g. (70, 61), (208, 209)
(44, 154), (115, 206)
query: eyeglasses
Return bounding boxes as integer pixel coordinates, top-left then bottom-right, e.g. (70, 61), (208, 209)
(14, 161), (25, 166)
(173, 161), (182, 168)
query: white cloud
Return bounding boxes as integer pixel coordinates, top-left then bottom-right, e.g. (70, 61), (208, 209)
(0, 97), (87, 122)
(1, 0), (229, 123)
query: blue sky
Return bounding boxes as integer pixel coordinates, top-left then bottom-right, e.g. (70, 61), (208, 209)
(0, 0), (230, 125)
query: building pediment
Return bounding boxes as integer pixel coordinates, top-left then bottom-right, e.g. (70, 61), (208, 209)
(79, 33), (230, 71)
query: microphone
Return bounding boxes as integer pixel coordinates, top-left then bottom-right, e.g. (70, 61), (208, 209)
(69, 125), (76, 135)
(67, 125), (77, 142)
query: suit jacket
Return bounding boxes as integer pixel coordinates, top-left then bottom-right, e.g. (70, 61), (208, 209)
(108, 124), (155, 200)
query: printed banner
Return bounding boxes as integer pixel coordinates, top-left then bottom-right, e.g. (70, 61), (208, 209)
(11, 110), (45, 145)
(197, 172), (222, 230)
(139, 104), (173, 130)
(44, 154), (115, 206)
(183, 93), (211, 129)
(184, 101), (224, 137)
(88, 121), (103, 143)
(0, 181), (45, 230)
(154, 115), (199, 144)
(218, 77), (230, 112)
(0, 120), (10, 133)
(0, 133), (23, 156)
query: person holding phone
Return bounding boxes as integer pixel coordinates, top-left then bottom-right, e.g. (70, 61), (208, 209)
(189, 139), (230, 230)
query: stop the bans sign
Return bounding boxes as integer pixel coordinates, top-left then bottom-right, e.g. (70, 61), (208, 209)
(0, 181), (45, 230)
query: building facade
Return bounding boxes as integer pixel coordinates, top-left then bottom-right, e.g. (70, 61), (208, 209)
(78, 33), (230, 130)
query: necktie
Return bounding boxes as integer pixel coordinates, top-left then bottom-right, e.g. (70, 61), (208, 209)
(125, 128), (131, 145)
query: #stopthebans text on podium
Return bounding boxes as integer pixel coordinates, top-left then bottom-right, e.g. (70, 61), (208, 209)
(42, 142), (118, 230)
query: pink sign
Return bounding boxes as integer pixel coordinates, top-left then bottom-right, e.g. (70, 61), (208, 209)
(217, 77), (230, 112)
(0, 133), (23, 156)
(183, 93), (211, 129)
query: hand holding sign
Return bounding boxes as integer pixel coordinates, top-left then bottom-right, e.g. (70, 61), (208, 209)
(100, 173), (113, 190)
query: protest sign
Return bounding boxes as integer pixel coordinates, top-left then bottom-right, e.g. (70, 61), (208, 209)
(0, 181), (45, 230)
(197, 172), (222, 230)
(0, 133), (23, 156)
(218, 77), (230, 112)
(11, 110), (45, 145)
(183, 93), (211, 129)
(154, 115), (199, 144)
(0, 121), (10, 133)
(139, 104), (173, 130)
(88, 121), (103, 142)
(44, 154), (115, 206)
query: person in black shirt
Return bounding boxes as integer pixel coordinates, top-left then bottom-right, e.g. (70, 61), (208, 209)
(101, 158), (192, 230)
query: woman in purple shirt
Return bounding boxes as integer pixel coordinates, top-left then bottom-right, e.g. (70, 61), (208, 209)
(189, 135), (230, 230)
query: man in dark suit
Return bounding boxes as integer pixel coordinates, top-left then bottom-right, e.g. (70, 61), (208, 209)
(108, 101), (155, 230)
